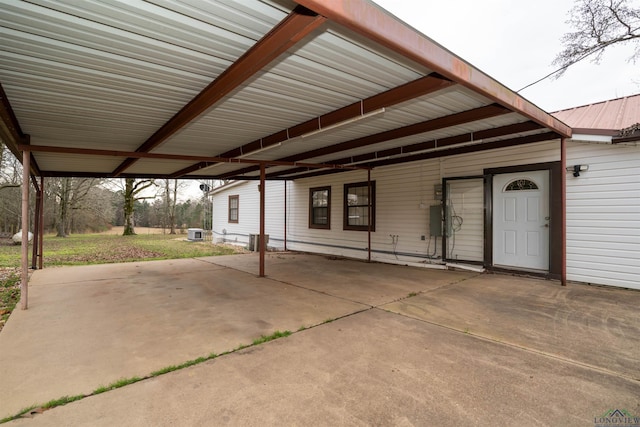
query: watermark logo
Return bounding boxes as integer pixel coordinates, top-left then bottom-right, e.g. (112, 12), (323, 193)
(594, 409), (640, 427)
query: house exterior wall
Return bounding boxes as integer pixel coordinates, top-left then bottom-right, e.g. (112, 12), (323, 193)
(211, 139), (640, 290)
(565, 140), (640, 289)
(286, 140), (560, 264)
(211, 181), (285, 249)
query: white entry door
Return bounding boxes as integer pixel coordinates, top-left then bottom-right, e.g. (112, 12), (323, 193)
(492, 170), (549, 271)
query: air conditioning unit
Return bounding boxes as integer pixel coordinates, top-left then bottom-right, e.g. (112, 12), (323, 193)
(248, 234), (269, 251)
(187, 228), (204, 241)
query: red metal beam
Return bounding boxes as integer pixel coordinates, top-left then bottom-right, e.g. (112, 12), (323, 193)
(282, 122), (542, 174)
(19, 144), (360, 169)
(32, 187), (41, 269)
(262, 114), (535, 179)
(38, 176), (44, 269)
(218, 103), (509, 179)
(112, 6), (327, 176)
(20, 149), (30, 310)
(0, 84), (41, 176)
(285, 132), (559, 180)
(20, 144), (368, 180)
(259, 163), (266, 277)
(284, 181), (288, 251)
(170, 74), (455, 178)
(295, 0), (572, 139)
(0, 83), (25, 160)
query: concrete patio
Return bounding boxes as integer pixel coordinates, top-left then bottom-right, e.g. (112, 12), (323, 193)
(1, 252), (638, 425)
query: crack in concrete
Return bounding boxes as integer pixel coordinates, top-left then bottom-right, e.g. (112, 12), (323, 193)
(378, 307), (640, 384)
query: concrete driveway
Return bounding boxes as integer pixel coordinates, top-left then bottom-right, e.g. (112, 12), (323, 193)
(1, 252), (638, 425)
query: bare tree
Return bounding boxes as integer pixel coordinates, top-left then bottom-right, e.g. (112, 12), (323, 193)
(553, 0), (640, 77)
(161, 179), (185, 234)
(0, 142), (23, 233)
(50, 178), (100, 237)
(123, 178), (156, 235)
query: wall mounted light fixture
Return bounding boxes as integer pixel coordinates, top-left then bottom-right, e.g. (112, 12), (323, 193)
(566, 164), (589, 177)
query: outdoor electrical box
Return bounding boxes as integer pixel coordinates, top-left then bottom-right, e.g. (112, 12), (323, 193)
(429, 205), (452, 237)
(429, 205), (443, 236)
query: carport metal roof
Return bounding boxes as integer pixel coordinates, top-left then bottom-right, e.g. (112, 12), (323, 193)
(1, 0), (571, 181)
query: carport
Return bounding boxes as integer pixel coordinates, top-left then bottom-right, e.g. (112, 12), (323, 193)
(0, 0), (571, 309)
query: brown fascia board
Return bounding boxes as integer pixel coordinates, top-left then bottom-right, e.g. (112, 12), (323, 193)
(112, 6), (327, 176)
(217, 103), (510, 180)
(282, 131), (559, 180)
(296, 0), (572, 139)
(170, 74), (455, 178)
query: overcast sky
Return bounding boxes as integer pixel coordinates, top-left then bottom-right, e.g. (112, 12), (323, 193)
(371, 0), (639, 112)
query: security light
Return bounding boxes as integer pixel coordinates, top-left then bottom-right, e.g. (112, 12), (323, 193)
(566, 164), (589, 177)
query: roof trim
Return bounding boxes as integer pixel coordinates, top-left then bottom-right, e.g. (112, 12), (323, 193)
(571, 128), (618, 136)
(18, 144), (369, 174)
(296, 0), (572, 138)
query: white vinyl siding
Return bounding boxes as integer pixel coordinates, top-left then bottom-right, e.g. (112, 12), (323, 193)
(288, 141), (560, 264)
(211, 181), (285, 249)
(565, 141), (640, 289)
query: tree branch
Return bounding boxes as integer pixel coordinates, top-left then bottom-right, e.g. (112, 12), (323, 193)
(0, 184), (20, 191)
(551, 0), (640, 78)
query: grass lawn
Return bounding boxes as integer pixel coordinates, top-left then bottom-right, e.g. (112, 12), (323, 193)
(0, 232), (245, 331)
(0, 232), (243, 268)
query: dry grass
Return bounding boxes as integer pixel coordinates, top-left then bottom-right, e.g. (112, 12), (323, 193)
(99, 226), (176, 235)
